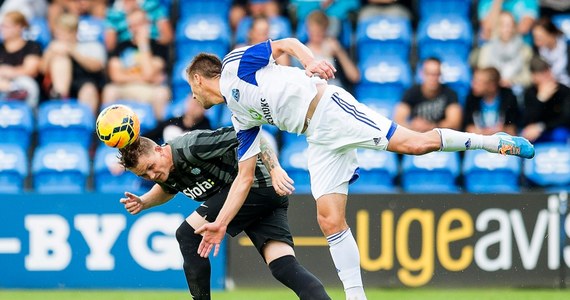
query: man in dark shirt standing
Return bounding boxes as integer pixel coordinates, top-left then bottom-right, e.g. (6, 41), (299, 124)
(394, 57), (463, 132)
(522, 56), (570, 144)
(117, 127), (330, 300)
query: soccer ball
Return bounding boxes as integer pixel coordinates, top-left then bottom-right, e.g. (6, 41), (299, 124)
(96, 104), (140, 148)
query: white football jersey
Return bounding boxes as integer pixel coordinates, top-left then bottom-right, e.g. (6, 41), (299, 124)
(220, 40), (325, 161)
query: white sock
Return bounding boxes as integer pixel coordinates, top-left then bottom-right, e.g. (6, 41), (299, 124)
(435, 128), (500, 153)
(327, 228), (367, 300)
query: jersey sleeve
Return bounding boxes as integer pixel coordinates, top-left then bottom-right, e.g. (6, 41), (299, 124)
(231, 115), (262, 162)
(157, 182), (178, 195)
(237, 40), (274, 86)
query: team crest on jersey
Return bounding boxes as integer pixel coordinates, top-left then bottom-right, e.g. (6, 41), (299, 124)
(191, 168), (201, 175)
(232, 89), (240, 102)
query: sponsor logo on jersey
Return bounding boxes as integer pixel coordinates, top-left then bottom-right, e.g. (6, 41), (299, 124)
(260, 98), (274, 125)
(182, 179), (215, 199)
(465, 138), (471, 149)
(373, 137), (381, 146)
(232, 89), (240, 102)
(248, 109), (263, 120)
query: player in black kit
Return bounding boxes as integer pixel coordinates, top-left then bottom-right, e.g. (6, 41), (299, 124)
(117, 127), (330, 300)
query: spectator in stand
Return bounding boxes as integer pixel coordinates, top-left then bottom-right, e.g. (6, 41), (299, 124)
(235, 16), (290, 66)
(0, 0), (48, 21)
(48, 0), (107, 38)
(0, 11), (42, 108)
(478, 0), (538, 41)
(477, 11), (533, 89)
(393, 57), (462, 132)
(105, 0), (172, 54)
(40, 13), (105, 114)
(521, 56), (570, 144)
(102, 8), (170, 120)
(290, 0), (360, 38)
(532, 17), (570, 87)
(305, 10), (359, 88)
(464, 67), (520, 136)
(145, 96), (212, 144)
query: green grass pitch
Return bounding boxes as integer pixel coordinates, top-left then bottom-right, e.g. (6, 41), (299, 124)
(1, 289), (570, 300)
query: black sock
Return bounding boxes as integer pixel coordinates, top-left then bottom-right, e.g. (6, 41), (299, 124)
(176, 221), (211, 300)
(268, 255), (331, 300)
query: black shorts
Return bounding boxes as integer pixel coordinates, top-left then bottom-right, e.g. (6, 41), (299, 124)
(195, 185), (294, 255)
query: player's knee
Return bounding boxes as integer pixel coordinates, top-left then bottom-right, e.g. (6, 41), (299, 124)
(317, 213), (346, 236)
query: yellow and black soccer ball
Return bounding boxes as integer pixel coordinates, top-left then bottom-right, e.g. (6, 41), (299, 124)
(96, 104), (140, 148)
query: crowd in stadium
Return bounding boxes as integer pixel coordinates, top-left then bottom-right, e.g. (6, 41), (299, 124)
(0, 0), (569, 194)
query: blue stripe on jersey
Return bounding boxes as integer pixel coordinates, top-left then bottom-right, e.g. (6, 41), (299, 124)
(237, 40), (272, 86)
(236, 126), (261, 160)
(331, 93), (381, 131)
(222, 56), (243, 71)
(386, 121), (397, 141)
(349, 167), (360, 184)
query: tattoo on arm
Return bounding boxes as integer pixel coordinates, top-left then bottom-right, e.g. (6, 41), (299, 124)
(259, 136), (278, 173)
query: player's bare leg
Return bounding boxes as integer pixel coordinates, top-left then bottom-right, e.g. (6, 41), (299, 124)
(387, 126), (535, 158)
(317, 193), (366, 300)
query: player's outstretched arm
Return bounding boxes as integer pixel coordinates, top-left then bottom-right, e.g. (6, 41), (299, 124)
(270, 38), (336, 80)
(195, 156), (257, 257)
(259, 136), (294, 196)
(120, 183), (175, 215)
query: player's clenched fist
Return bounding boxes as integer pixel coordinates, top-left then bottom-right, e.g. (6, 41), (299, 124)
(120, 191), (144, 215)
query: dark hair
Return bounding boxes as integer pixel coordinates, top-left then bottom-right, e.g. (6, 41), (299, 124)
(423, 57), (442, 65)
(529, 55), (551, 73)
(533, 17), (563, 36)
(476, 67), (501, 86)
(185, 53), (222, 82)
(118, 136), (156, 169)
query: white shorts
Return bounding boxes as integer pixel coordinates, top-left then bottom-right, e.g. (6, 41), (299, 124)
(304, 85), (397, 199)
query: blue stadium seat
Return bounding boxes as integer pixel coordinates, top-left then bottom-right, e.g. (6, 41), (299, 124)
(417, 15), (473, 61)
(0, 101), (33, 150)
(178, 0), (231, 20)
(419, 0), (472, 19)
(416, 57), (472, 105)
(552, 14), (570, 41)
(463, 150), (521, 193)
(23, 17), (51, 49)
(280, 138), (311, 194)
(235, 16), (293, 45)
(356, 16), (412, 61)
(32, 143), (89, 194)
(37, 100), (94, 148)
(102, 101), (157, 134)
(356, 56), (412, 102)
(175, 15), (230, 60)
(0, 145), (28, 194)
(77, 15), (105, 43)
(94, 146), (144, 194)
(524, 143), (570, 191)
(171, 57), (193, 103)
(350, 150), (398, 193)
(401, 152), (460, 193)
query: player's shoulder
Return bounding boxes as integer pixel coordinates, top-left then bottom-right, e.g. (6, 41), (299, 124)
(222, 46), (251, 71)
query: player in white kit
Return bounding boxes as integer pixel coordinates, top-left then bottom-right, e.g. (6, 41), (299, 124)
(186, 38), (535, 300)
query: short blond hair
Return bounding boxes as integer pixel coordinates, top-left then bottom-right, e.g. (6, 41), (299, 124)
(56, 13), (79, 32)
